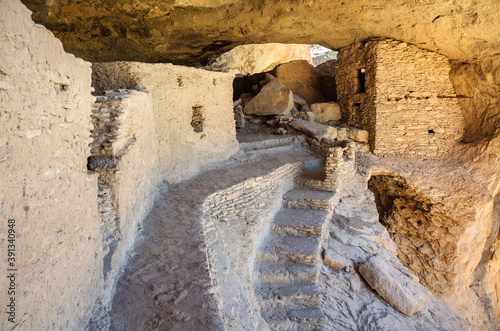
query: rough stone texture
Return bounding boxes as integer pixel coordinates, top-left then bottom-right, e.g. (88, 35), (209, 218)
(303, 102), (342, 123)
(366, 152), (500, 329)
(87, 90), (162, 329)
(21, 0), (500, 65)
(315, 60), (338, 101)
(321, 177), (468, 331)
(369, 172), (492, 295)
(296, 145), (356, 195)
(336, 39), (465, 159)
(449, 58), (500, 145)
(358, 255), (426, 317)
(243, 77), (294, 116)
(0, 1), (100, 329)
(92, 62), (239, 183)
(207, 43), (312, 75)
(274, 60), (328, 104)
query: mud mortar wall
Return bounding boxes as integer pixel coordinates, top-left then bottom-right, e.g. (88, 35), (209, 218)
(335, 42), (378, 148)
(337, 40), (465, 159)
(88, 90), (161, 328)
(0, 2), (101, 330)
(373, 41), (464, 158)
(92, 62), (239, 183)
(202, 162), (304, 329)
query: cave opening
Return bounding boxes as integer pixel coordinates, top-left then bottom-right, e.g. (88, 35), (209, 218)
(227, 43), (339, 138)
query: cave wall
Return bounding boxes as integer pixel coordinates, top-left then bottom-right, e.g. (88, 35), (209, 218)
(450, 57), (500, 146)
(0, 1), (101, 329)
(337, 40), (464, 159)
(92, 62), (239, 183)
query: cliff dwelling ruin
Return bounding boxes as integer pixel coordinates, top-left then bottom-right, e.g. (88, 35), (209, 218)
(1, 0), (500, 330)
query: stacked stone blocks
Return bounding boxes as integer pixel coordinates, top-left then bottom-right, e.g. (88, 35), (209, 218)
(336, 39), (464, 159)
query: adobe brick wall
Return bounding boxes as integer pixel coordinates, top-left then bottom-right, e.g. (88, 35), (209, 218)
(92, 62), (239, 183)
(0, 2), (100, 329)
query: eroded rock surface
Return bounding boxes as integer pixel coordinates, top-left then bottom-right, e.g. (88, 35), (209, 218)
(207, 43), (312, 75)
(320, 176), (468, 330)
(21, 0), (500, 65)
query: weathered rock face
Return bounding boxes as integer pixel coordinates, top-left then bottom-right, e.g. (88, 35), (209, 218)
(449, 58), (500, 145)
(20, 0), (500, 65)
(207, 43), (312, 75)
(368, 174), (493, 295)
(274, 60), (328, 104)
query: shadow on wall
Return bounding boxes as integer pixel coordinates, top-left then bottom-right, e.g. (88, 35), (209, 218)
(92, 62), (141, 95)
(449, 59), (500, 145)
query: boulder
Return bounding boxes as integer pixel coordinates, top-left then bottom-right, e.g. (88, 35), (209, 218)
(293, 84), (328, 104)
(303, 102), (342, 122)
(274, 60), (328, 104)
(358, 255), (425, 317)
(244, 78), (294, 116)
(293, 94), (307, 106)
(288, 119), (337, 141)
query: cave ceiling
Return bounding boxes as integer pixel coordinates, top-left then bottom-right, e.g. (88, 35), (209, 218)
(21, 0), (500, 65)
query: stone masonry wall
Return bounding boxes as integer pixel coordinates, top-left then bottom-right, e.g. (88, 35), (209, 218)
(202, 162), (305, 329)
(92, 62), (239, 183)
(87, 90), (161, 329)
(297, 144), (356, 193)
(373, 41), (464, 158)
(337, 39), (465, 159)
(0, 2), (100, 330)
(336, 42), (377, 149)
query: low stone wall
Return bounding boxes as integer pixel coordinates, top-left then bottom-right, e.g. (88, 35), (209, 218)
(297, 144), (356, 193)
(87, 90), (161, 328)
(92, 62), (239, 183)
(202, 162), (305, 329)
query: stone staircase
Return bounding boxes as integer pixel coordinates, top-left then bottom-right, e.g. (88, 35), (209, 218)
(253, 161), (343, 330)
(238, 135), (307, 160)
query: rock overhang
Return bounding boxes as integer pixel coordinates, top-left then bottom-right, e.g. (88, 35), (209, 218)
(20, 0), (500, 65)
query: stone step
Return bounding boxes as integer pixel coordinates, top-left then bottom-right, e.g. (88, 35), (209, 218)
(282, 188), (339, 211)
(295, 177), (337, 192)
(271, 208), (330, 237)
(257, 235), (321, 266)
(262, 307), (325, 330)
(244, 143), (296, 159)
(239, 136), (304, 151)
(255, 284), (322, 311)
(254, 263), (319, 286)
(302, 158), (325, 173)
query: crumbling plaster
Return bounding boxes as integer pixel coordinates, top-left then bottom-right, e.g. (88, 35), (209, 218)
(0, 1), (100, 330)
(92, 62), (239, 183)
